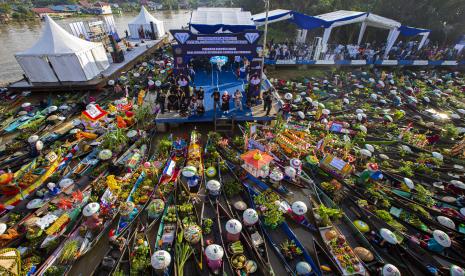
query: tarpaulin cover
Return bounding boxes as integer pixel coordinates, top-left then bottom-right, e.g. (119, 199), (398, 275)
(399, 25), (431, 36)
(190, 8), (256, 34)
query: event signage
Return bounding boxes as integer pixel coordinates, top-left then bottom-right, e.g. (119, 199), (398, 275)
(170, 29), (263, 80)
(171, 30), (263, 57)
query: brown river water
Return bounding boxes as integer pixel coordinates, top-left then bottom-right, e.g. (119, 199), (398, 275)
(0, 10), (190, 85)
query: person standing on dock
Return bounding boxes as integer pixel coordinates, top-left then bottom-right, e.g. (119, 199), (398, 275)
(234, 89), (243, 112)
(222, 91), (231, 113)
(157, 91), (166, 114)
(212, 89), (221, 111)
(262, 89), (272, 116)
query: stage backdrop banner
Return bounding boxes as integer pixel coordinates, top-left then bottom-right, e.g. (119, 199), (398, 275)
(170, 29), (263, 76)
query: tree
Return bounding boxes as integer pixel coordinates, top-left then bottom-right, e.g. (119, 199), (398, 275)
(0, 3), (12, 14)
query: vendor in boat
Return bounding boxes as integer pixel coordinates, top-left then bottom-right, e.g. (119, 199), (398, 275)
(288, 201), (307, 224)
(357, 163), (382, 185)
(83, 202), (103, 231)
(205, 244), (224, 273)
(414, 230), (452, 253)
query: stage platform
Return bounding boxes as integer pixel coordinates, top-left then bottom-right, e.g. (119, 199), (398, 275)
(155, 69), (278, 123)
(9, 37), (168, 92)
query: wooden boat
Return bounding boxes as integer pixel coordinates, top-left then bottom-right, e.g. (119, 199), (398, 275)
(91, 220), (137, 276)
(217, 155), (276, 276)
(217, 201), (265, 276)
(154, 195), (177, 276)
(21, 187), (92, 275)
(341, 179), (465, 267)
(246, 182), (322, 276)
(114, 145), (157, 238)
(181, 130), (204, 195)
(129, 221), (154, 275)
(322, 185), (453, 275)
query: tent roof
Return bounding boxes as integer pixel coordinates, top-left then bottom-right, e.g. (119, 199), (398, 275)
(315, 10), (367, 23)
(252, 9), (292, 25)
(16, 15), (102, 56)
(190, 8), (255, 34)
(365, 13), (401, 29)
(129, 6), (162, 25)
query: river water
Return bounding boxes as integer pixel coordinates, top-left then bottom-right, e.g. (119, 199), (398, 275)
(0, 10), (190, 85)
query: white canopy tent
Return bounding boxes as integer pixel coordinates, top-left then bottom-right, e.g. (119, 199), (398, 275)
(189, 7), (256, 34)
(15, 15), (109, 83)
(315, 11), (401, 57)
(251, 9), (292, 27)
(128, 6), (165, 39)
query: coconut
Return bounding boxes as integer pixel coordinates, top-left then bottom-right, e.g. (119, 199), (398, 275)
(151, 250), (171, 270)
(205, 244), (224, 261)
(243, 209), (258, 225)
(234, 201), (247, 211)
(225, 219), (242, 234)
(380, 228), (398, 244)
(291, 201), (307, 215)
(296, 262), (312, 275)
(382, 264), (401, 276)
(354, 247), (374, 262)
(324, 230), (337, 240)
(437, 216), (456, 229)
(433, 230), (451, 247)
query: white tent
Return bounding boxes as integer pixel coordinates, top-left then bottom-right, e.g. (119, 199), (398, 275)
(15, 15), (109, 83)
(128, 6), (165, 39)
(314, 11), (401, 57)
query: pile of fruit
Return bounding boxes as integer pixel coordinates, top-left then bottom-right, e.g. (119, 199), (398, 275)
(229, 241), (244, 254)
(279, 239), (303, 260)
(231, 254), (247, 269)
(163, 206), (177, 223)
(325, 229), (362, 274)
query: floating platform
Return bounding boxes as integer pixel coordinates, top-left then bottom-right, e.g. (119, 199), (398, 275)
(154, 69), (278, 124)
(8, 37), (169, 92)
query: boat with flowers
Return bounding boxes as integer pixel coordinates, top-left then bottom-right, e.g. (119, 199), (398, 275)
(181, 130), (204, 195)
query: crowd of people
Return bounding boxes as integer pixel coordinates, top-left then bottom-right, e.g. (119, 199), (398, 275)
(266, 39), (464, 62)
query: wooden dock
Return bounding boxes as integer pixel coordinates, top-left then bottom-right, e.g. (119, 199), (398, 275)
(8, 37), (169, 93)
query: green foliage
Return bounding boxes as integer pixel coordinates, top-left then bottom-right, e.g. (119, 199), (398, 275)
(59, 240), (79, 263)
(254, 190), (285, 228)
(443, 123), (459, 139)
(101, 128), (128, 151)
(316, 204), (342, 227)
(223, 179), (243, 197)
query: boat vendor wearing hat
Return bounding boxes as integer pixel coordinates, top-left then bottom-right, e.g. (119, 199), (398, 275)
(83, 202), (103, 232)
(414, 230), (452, 253)
(357, 163), (382, 185)
(288, 201), (308, 224)
(205, 244), (224, 273)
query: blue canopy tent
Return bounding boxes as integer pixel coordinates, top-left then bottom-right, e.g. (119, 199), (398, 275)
(189, 8), (256, 34)
(252, 9), (429, 58)
(399, 25), (431, 49)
